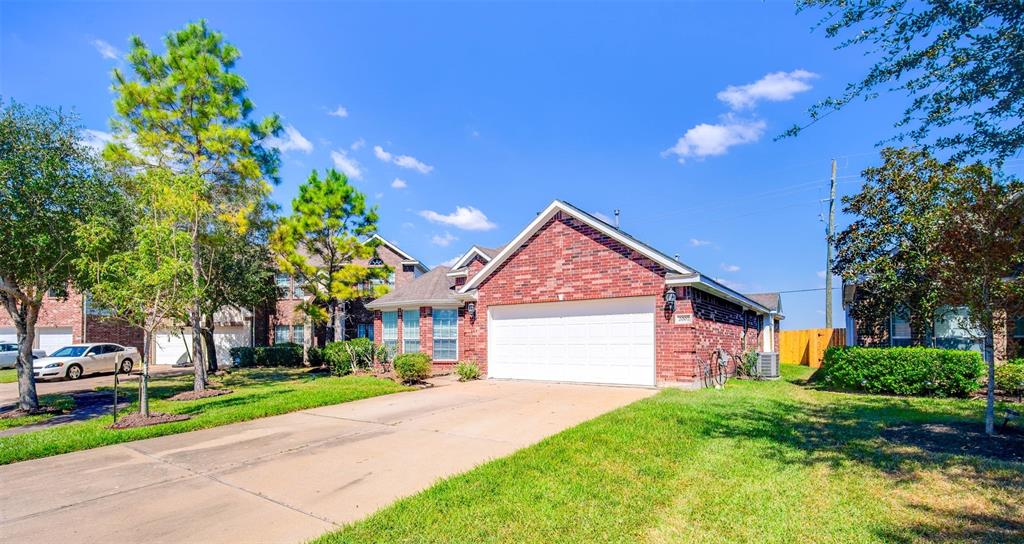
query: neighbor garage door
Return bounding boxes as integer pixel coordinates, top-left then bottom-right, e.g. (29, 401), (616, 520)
(154, 329), (191, 365)
(213, 327), (249, 367)
(488, 296), (655, 386)
(38, 327), (74, 356)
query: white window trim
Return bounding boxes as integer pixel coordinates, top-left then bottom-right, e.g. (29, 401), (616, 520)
(382, 311), (399, 354)
(432, 307), (459, 361)
(402, 309), (420, 354)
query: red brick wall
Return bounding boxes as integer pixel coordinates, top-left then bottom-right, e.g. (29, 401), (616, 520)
(0, 292), (84, 343)
(418, 307), (433, 358)
(86, 316), (144, 352)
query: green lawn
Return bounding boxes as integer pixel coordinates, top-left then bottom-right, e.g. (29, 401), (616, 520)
(0, 368), (17, 384)
(0, 368), (410, 465)
(315, 365), (1023, 544)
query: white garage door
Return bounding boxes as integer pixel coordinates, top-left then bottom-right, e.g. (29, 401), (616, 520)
(0, 328), (15, 343)
(488, 296), (655, 386)
(154, 329), (192, 365)
(214, 327), (249, 367)
(38, 327), (74, 356)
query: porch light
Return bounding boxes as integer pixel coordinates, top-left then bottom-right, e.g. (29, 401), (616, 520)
(663, 287), (677, 312)
(467, 301), (477, 320)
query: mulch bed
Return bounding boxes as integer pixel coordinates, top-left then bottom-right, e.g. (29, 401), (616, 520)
(882, 421), (1024, 463)
(110, 412), (190, 429)
(167, 388), (233, 401)
(0, 406), (64, 419)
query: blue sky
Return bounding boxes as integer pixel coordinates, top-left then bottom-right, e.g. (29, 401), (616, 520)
(6, 1), (1012, 329)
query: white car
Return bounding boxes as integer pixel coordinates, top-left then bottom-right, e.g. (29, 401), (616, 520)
(33, 343), (139, 381)
(0, 342), (47, 369)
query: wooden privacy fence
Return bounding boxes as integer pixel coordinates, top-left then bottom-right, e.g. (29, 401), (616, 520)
(780, 328), (846, 368)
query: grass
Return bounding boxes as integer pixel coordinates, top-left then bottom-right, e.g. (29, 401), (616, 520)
(0, 368), (17, 384)
(314, 365), (1024, 544)
(0, 395), (75, 431)
(0, 368), (410, 465)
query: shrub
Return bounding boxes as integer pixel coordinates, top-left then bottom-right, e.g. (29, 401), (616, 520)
(229, 343), (304, 368)
(455, 361), (481, 382)
(321, 342), (353, 376)
(819, 346), (983, 397)
(996, 363), (1024, 400)
(394, 353), (432, 383)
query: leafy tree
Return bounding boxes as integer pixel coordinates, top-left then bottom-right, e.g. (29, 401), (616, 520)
(197, 212), (277, 371)
(0, 101), (121, 411)
(833, 148), (951, 344)
(77, 169), (196, 417)
(272, 169), (390, 342)
(106, 20), (281, 391)
(935, 170), (1024, 434)
(792, 1), (1024, 163)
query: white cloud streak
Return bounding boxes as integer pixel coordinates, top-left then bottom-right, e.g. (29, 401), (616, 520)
(330, 149), (363, 180)
(268, 125), (313, 154)
(391, 178), (407, 189)
(721, 263), (741, 273)
(91, 39), (120, 60)
(419, 206), (496, 231)
(663, 115), (765, 162)
(430, 232), (457, 247)
(689, 238), (712, 247)
(328, 105), (349, 118)
(716, 69), (818, 110)
(374, 145), (433, 174)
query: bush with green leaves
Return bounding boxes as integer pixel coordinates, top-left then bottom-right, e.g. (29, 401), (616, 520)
(394, 353), (432, 383)
(455, 361), (481, 382)
(229, 343), (304, 368)
(321, 341), (353, 376)
(996, 363), (1024, 401)
(320, 338), (388, 376)
(819, 346), (983, 398)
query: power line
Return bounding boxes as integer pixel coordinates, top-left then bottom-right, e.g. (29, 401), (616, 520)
(776, 287), (841, 294)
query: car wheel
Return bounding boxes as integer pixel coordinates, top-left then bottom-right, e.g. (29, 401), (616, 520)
(66, 364), (83, 380)
(119, 359), (134, 374)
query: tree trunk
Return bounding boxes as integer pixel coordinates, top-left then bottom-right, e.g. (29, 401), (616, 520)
(140, 328), (151, 417)
(16, 304), (40, 412)
(202, 312), (217, 373)
(331, 300), (342, 343)
(191, 307), (207, 391)
(984, 332), (996, 435)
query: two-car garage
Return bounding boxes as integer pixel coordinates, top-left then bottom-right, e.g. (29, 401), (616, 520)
(487, 296), (656, 387)
(0, 327), (74, 356)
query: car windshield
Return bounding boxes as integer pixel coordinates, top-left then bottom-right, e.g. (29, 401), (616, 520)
(49, 346), (88, 357)
(0, 344), (14, 352)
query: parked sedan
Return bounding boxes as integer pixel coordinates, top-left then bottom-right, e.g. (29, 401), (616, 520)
(33, 343), (139, 380)
(0, 342), (47, 369)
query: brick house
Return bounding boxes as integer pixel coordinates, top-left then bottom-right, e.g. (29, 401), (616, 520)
(0, 291), (143, 355)
(254, 234), (428, 349)
(843, 284), (1024, 363)
(368, 200), (782, 388)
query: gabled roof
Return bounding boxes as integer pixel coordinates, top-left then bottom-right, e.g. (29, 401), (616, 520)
(365, 266), (458, 309)
(745, 293), (783, 316)
(459, 200), (775, 315)
(446, 244), (506, 276)
(365, 234), (429, 272)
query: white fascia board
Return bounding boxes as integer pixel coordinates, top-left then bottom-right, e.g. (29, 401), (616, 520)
(461, 200), (693, 293)
(366, 299), (461, 310)
(449, 246), (492, 271)
(446, 269), (469, 278)
(665, 274), (772, 314)
(365, 234), (430, 271)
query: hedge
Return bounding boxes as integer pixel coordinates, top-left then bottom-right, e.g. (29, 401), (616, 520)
(229, 343), (304, 368)
(819, 346), (983, 398)
(996, 362), (1024, 400)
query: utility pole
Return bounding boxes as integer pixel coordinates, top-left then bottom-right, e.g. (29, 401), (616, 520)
(825, 159), (836, 328)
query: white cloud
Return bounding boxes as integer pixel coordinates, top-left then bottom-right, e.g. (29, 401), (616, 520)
(689, 238), (712, 247)
(268, 125), (313, 154)
(721, 263), (741, 273)
(419, 206), (497, 231)
(593, 211), (613, 224)
(716, 69), (819, 110)
(374, 145), (433, 174)
(391, 178), (407, 189)
(81, 129), (113, 152)
(430, 232), (457, 247)
(91, 39), (119, 60)
(817, 270), (827, 279)
(350, 138), (365, 150)
(439, 255), (460, 267)
(663, 115), (765, 162)
(328, 105), (349, 118)
(330, 149), (363, 180)
(714, 277), (746, 290)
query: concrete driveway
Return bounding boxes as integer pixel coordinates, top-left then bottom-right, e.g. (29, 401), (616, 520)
(0, 379), (655, 544)
(0, 366), (188, 408)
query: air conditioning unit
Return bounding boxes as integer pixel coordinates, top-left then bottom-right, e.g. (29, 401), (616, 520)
(757, 352), (780, 379)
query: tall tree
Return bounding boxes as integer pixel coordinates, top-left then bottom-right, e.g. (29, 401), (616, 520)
(272, 169), (390, 342)
(936, 170), (1024, 435)
(791, 1), (1024, 163)
(106, 20), (281, 391)
(77, 169), (196, 417)
(0, 101), (121, 411)
(833, 148), (952, 344)
(197, 212), (277, 371)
